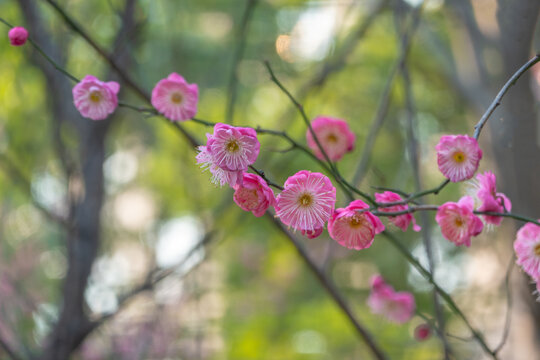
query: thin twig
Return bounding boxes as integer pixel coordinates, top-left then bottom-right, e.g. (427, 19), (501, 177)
(192, 117), (336, 176)
(493, 254), (515, 354)
(473, 53), (540, 140)
(43, 0), (149, 100)
(0, 17), (79, 83)
(264, 61), (372, 203)
(42, 0), (201, 149)
(249, 166), (283, 190)
(367, 204), (540, 226)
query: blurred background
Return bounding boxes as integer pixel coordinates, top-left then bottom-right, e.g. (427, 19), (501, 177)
(0, 0), (539, 359)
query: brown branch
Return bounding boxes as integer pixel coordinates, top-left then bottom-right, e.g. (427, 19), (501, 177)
(42, 0), (201, 149)
(382, 231), (498, 359)
(473, 53), (540, 140)
(398, 8), (451, 355)
(267, 213), (388, 360)
(264, 61), (370, 203)
(43, 0), (149, 101)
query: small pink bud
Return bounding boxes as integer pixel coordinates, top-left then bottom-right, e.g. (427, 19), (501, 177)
(414, 324), (431, 341)
(301, 227), (323, 239)
(8, 26), (28, 46)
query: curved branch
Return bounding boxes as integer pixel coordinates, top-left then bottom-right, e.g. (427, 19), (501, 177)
(473, 53), (540, 140)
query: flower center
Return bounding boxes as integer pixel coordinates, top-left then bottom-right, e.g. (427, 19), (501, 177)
(226, 140), (240, 153)
(170, 92), (183, 104)
(89, 90), (102, 103)
(349, 214), (365, 228)
(454, 217), (464, 227)
(534, 243), (540, 256)
(453, 151), (466, 163)
(298, 193), (313, 207)
(326, 133), (338, 143)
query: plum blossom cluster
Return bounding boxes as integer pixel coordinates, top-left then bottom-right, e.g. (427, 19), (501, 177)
(433, 133), (513, 247)
(71, 72), (199, 121)
(435, 171), (512, 247)
(367, 275), (415, 324)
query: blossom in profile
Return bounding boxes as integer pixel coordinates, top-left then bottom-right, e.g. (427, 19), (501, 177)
(151, 73), (198, 121)
(275, 170), (336, 233)
(474, 171), (512, 226)
(8, 26), (28, 46)
(514, 221), (540, 279)
(306, 116), (355, 162)
(367, 275), (415, 324)
(196, 145), (243, 187)
(375, 191), (421, 232)
(72, 75), (120, 120)
(328, 199), (384, 250)
(436, 135), (482, 182)
(414, 324), (432, 341)
(233, 173), (275, 217)
(435, 196), (483, 247)
(207, 123), (260, 172)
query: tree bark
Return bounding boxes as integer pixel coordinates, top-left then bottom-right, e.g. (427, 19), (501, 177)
(494, 0), (540, 352)
(17, 0), (138, 358)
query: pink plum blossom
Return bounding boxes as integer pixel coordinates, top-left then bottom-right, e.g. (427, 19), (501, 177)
(151, 73), (198, 121)
(306, 116), (356, 162)
(8, 26), (28, 46)
(233, 173), (275, 217)
(72, 75), (120, 120)
(328, 199), (384, 250)
(436, 135), (482, 182)
(196, 144), (243, 187)
(475, 171), (512, 226)
(435, 196), (484, 247)
(514, 221), (540, 279)
(367, 275), (415, 324)
(275, 170), (336, 233)
(375, 191), (421, 232)
(207, 123), (260, 172)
